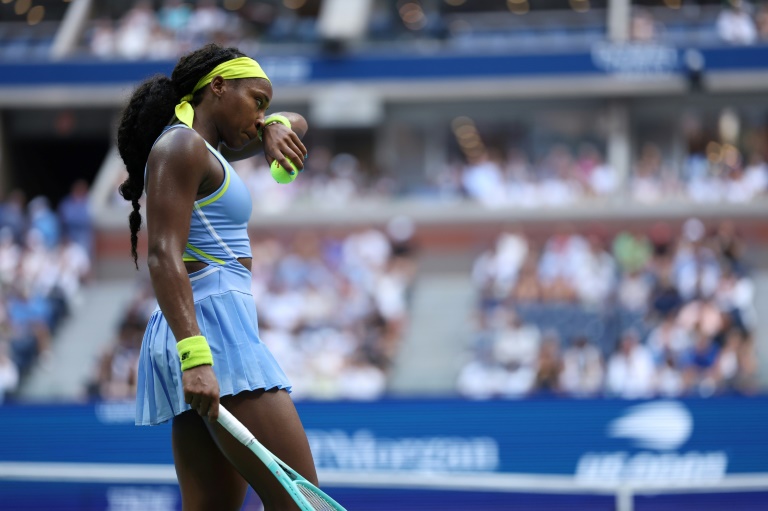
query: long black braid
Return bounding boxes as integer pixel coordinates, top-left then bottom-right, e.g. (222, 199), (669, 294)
(116, 44), (246, 268)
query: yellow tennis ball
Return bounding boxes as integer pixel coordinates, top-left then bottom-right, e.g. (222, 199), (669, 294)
(270, 160), (298, 184)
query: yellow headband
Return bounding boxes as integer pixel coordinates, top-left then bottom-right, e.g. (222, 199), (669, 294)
(174, 56), (270, 128)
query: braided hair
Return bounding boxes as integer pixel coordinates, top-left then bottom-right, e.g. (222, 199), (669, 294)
(116, 44), (246, 268)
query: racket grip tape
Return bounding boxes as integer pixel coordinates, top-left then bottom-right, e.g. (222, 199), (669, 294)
(217, 406), (256, 446)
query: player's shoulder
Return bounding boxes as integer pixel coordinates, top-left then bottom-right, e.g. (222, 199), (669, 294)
(148, 125), (209, 170)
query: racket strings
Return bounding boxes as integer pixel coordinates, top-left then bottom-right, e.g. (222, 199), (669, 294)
(297, 484), (336, 511)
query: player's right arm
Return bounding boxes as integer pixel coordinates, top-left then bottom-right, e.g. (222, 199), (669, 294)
(145, 129), (220, 420)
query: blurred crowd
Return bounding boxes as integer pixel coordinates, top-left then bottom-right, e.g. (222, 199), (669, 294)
(0, 182), (93, 403)
(716, 0), (768, 45)
(435, 143), (768, 207)
(629, 141), (768, 203)
(109, 141), (768, 211)
(230, 149), (396, 211)
(436, 145), (620, 207)
(78, 0), (768, 61)
(458, 219), (758, 399)
(89, 224), (416, 401)
(85, 0), (316, 60)
(628, 0), (768, 45)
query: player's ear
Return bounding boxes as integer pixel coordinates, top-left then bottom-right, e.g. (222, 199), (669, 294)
(210, 75), (226, 98)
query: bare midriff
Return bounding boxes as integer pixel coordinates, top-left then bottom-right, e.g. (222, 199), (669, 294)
(185, 257), (252, 274)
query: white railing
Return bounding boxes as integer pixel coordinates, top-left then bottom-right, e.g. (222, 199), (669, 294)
(1, 462), (766, 511)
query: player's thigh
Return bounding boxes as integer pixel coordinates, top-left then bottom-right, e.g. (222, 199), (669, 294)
(207, 389), (319, 508)
(172, 409), (248, 511)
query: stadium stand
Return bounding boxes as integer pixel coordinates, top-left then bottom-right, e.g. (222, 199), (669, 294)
(459, 219), (758, 399)
(0, 182), (93, 398)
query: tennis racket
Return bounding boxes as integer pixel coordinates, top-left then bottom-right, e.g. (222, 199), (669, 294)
(217, 405), (347, 511)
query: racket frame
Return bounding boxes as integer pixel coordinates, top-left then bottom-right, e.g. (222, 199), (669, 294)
(217, 405), (346, 511)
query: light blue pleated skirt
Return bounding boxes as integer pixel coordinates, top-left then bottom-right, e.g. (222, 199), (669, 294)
(135, 261), (291, 426)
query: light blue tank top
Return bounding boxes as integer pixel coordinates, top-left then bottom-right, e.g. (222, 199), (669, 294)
(146, 124), (252, 265)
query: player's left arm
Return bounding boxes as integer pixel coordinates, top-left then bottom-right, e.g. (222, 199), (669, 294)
(219, 112), (308, 166)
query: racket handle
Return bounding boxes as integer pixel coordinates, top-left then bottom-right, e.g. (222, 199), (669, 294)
(217, 405), (256, 446)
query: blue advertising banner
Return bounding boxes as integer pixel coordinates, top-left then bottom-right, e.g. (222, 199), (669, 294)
(3, 398), (768, 479)
(1, 45), (768, 87)
(0, 398), (766, 510)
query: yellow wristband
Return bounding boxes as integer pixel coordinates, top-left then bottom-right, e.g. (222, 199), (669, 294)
(176, 335), (214, 371)
(258, 114), (292, 141)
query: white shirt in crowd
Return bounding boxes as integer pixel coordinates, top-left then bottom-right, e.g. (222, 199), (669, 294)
(0, 344), (18, 403)
(717, 5), (758, 45)
(462, 160), (506, 206)
(560, 343), (604, 397)
(337, 362), (387, 400)
(493, 324), (541, 366)
(606, 342), (656, 399)
(457, 360), (506, 400)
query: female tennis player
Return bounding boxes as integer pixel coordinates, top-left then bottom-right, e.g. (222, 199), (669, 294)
(117, 43), (317, 510)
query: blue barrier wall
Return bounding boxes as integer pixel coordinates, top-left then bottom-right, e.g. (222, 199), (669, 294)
(3, 398), (768, 476)
(2, 45), (768, 87)
(1, 397), (766, 510)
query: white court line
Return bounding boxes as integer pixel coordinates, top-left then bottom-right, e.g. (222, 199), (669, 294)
(1, 463), (768, 495)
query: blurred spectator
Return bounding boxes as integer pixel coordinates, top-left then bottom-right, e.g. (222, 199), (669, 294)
(757, 3), (768, 39)
(89, 18), (117, 59)
(630, 8), (657, 42)
(88, 317), (144, 401)
(631, 143), (669, 203)
(656, 353), (686, 397)
(713, 327), (756, 394)
(612, 230), (652, 274)
(673, 218), (721, 300)
(337, 356), (387, 401)
(712, 220), (746, 271)
(537, 228), (587, 289)
(457, 349), (506, 400)
(5, 283), (53, 373)
(588, 154), (619, 197)
(683, 326), (721, 396)
(647, 311), (692, 365)
(717, 0), (757, 45)
(472, 231), (529, 302)
(560, 336), (604, 397)
(715, 266), (756, 330)
(606, 329), (656, 399)
(188, 0), (231, 41)
(0, 341), (19, 403)
(58, 180), (94, 254)
(574, 235), (616, 306)
(618, 269), (653, 312)
(158, 0), (192, 36)
(54, 236), (92, 309)
(531, 333), (563, 395)
(650, 273), (684, 318)
(0, 190), (26, 243)
(28, 197), (59, 249)
(492, 310), (541, 368)
(115, 0), (157, 59)
(461, 154), (506, 206)
(0, 228), (20, 288)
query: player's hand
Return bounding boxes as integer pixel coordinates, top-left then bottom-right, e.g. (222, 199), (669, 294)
(262, 122), (306, 173)
(182, 365), (220, 421)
